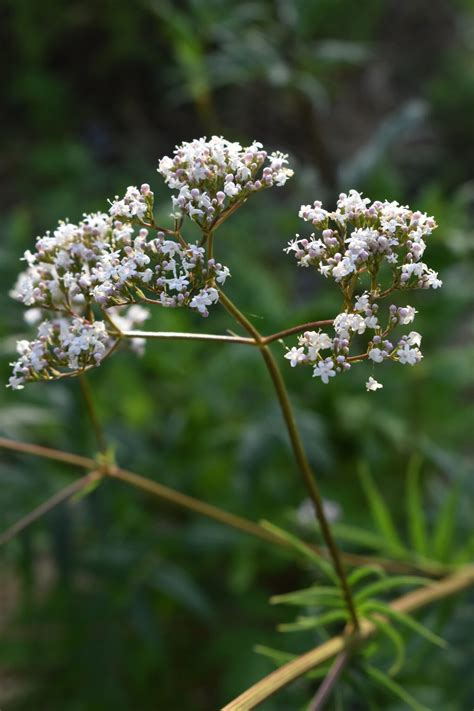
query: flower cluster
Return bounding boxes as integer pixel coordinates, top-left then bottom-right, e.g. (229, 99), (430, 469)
(9, 208), (231, 388)
(109, 184), (154, 224)
(284, 191), (441, 390)
(158, 136), (293, 227)
(11, 212), (230, 315)
(286, 190), (441, 291)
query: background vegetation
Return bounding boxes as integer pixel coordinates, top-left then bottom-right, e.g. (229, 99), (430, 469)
(1, 0), (473, 708)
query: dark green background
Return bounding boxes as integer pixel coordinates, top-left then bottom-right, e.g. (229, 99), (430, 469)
(1, 1), (473, 708)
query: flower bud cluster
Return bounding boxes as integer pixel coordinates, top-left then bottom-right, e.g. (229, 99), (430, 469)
(158, 136), (293, 227)
(286, 190), (441, 291)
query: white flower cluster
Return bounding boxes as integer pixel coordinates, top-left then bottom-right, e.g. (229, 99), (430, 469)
(9, 317), (110, 390)
(284, 190), (441, 390)
(11, 212), (229, 314)
(285, 294), (424, 389)
(286, 190), (441, 290)
(158, 136), (293, 227)
(8, 304), (150, 391)
(109, 184), (154, 223)
(9, 208), (231, 388)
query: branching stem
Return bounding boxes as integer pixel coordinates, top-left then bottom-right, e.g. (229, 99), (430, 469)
(218, 290), (359, 631)
(223, 565), (474, 710)
(0, 437), (450, 577)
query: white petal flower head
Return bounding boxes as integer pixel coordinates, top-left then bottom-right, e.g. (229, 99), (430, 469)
(312, 358), (336, 384)
(298, 330), (333, 361)
(397, 344), (423, 365)
(406, 331), (422, 347)
(368, 347), (385, 363)
(398, 305), (417, 325)
(284, 346), (307, 368)
(366, 376), (383, 392)
(158, 136), (293, 226)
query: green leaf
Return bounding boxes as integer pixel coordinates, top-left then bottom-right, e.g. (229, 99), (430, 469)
(431, 482), (460, 562)
(70, 476), (103, 503)
(364, 663), (431, 711)
(355, 576), (432, 603)
(271, 585), (343, 608)
(348, 565), (386, 588)
(366, 614), (406, 676)
(254, 645), (296, 666)
(362, 601), (447, 648)
(278, 609), (349, 633)
(406, 454), (428, 556)
(358, 462), (405, 555)
(260, 520), (337, 582)
(331, 522), (395, 553)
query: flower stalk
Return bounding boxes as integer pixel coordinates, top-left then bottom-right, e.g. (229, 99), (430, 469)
(218, 290), (360, 630)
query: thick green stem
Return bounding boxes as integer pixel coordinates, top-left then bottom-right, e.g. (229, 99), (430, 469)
(218, 291), (359, 630)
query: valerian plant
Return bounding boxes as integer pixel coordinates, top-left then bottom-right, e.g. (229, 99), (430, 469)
(4, 135), (471, 710)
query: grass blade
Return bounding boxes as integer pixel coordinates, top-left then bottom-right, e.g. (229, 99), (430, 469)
(431, 482), (460, 563)
(406, 454), (428, 556)
(358, 462), (405, 555)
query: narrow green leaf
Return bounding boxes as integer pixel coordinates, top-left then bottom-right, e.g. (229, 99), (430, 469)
(431, 482), (460, 563)
(453, 534), (474, 564)
(260, 520), (337, 582)
(363, 601), (447, 648)
(364, 663), (431, 711)
(254, 645), (296, 666)
(331, 522), (393, 553)
(271, 585), (343, 608)
(355, 575), (432, 603)
(278, 609), (349, 632)
(358, 462), (405, 554)
(306, 662), (334, 680)
(406, 454), (428, 556)
(70, 476), (103, 502)
(366, 614), (406, 676)
(348, 565), (385, 588)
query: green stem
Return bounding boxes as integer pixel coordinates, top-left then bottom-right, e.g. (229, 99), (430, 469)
(207, 230), (214, 260)
(78, 375), (108, 454)
(0, 470), (102, 545)
(0, 436), (450, 576)
(218, 291), (359, 630)
(223, 565), (474, 710)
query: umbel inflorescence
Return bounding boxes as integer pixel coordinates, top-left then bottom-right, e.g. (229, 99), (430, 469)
(8, 137), (440, 391)
(284, 190), (441, 390)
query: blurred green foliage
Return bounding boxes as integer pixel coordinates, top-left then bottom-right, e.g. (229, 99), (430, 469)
(1, 0), (474, 708)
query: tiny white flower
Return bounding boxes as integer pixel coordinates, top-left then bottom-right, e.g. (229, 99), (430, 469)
(368, 348), (384, 363)
(366, 376), (383, 391)
(284, 346), (307, 367)
(312, 359), (336, 384)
